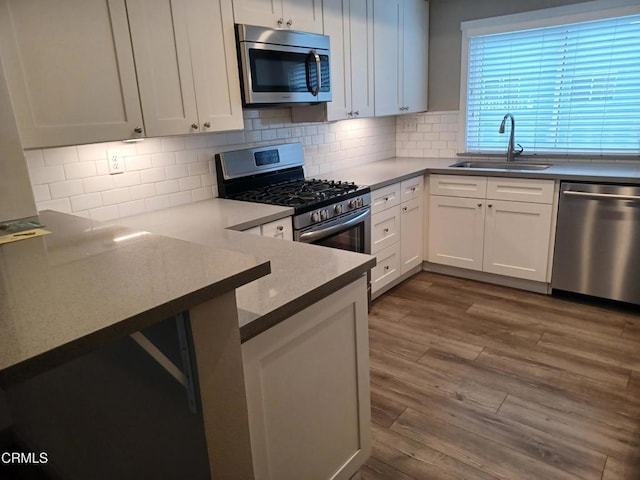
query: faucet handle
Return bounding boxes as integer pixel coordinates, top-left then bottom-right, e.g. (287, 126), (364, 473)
(513, 143), (524, 156)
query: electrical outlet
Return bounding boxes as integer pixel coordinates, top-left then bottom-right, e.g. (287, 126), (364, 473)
(107, 150), (124, 175)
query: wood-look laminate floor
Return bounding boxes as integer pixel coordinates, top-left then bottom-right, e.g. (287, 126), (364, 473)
(362, 272), (640, 480)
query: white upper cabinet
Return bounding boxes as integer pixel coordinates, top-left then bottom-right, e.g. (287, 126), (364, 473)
(0, 0), (144, 148)
(373, 0), (428, 116)
(323, 0), (374, 121)
(232, 0), (323, 33)
(127, 0), (244, 137)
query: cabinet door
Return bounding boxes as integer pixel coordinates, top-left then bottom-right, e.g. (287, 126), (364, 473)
(188, 0), (244, 132)
(282, 0), (323, 33)
(348, 0), (374, 118)
(0, 0), (143, 148)
(232, 0), (282, 28)
(402, 0), (428, 113)
(373, 0), (402, 116)
(371, 242), (401, 294)
(428, 196), (485, 271)
(400, 198), (423, 274)
(323, 0), (350, 120)
(242, 277), (370, 480)
(483, 200), (552, 282)
(127, 0), (199, 137)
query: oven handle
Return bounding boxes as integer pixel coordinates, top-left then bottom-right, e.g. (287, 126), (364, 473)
(298, 208), (370, 243)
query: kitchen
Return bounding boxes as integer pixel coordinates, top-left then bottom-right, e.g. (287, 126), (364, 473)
(1, 0), (640, 478)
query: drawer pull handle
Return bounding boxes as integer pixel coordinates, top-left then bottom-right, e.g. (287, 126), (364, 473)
(411, 187), (416, 192)
(384, 265), (390, 271)
(383, 197), (389, 202)
(383, 228), (389, 233)
(488, 204), (493, 208)
(402, 206), (408, 211)
(477, 203), (482, 207)
(276, 225), (284, 231)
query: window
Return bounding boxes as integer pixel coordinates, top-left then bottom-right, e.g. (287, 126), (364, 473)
(460, 1), (640, 156)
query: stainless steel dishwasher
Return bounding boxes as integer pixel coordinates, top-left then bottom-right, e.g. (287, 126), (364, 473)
(552, 182), (640, 305)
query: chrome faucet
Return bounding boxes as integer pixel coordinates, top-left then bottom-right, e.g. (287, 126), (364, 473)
(498, 113), (523, 161)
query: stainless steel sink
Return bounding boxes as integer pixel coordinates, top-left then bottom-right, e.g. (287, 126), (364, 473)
(450, 160), (552, 170)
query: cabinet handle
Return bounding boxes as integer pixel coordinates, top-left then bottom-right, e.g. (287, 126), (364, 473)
(383, 228), (389, 233)
(203, 122), (211, 129)
(277, 17), (284, 26)
(348, 111), (353, 117)
(477, 203), (482, 207)
(287, 19), (293, 27)
(276, 225), (284, 231)
(383, 197), (389, 202)
(402, 206), (408, 211)
(191, 123), (199, 130)
(384, 265), (390, 271)
(411, 186), (416, 192)
(354, 111), (360, 116)
(134, 126), (143, 134)
(488, 204), (493, 208)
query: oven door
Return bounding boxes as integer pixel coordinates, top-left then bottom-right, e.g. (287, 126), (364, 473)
(239, 41), (331, 105)
(295, 208), (371, 254)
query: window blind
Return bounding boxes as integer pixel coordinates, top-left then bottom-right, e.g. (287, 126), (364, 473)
(465, 14), (640, 155)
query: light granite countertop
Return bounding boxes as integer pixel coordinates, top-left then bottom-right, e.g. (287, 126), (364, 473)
(0, 210), (270, 384)
(319, 157), (640, 189)
(113, 198), (376, 342)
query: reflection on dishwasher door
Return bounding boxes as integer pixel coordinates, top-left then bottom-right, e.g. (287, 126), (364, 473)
(552, 182), (640, 305)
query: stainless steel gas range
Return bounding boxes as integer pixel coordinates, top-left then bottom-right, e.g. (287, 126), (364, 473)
(215, 143), (371, 255)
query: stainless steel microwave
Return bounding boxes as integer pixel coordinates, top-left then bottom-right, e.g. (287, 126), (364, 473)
(235, 24), (331, 107)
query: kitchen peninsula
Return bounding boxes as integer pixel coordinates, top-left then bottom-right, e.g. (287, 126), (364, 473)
(0, 206), (375, 480)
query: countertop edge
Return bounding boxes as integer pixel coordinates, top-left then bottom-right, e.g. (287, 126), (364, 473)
(225, 208), (295, 231)
(239, 257), (376, 343)
(0, 260), (271, 387)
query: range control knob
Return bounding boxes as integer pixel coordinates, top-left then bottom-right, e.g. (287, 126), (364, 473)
(356, 197), (364, 207)
(311, 211), (320, 223)
(320, 209), (328, 220)
(334, 204), (343, 214)
(348, 200), (355, 209)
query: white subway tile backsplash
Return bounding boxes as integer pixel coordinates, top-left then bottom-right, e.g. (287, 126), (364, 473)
(64, 162), (97, 180)
(44, 146), (78, 166)
(130, 184), (157, 200)
(29, 166), (65, 185)
(102, 188), (131, 206)
(28, 109), (398, 221)
(89, 205), (119, 222)
(140, 167), (166, 184)
(32, 185), (51, 203)
(166, 164), (189, 180)
(50, 180), (83, 199)
(179, 176), (201, 191)
(70, 193), (102, 212)
(156, 179), (180, 195)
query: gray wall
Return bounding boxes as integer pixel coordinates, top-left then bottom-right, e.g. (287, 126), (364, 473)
(428, 0), (595, 111)
(0, 57), (36, 222)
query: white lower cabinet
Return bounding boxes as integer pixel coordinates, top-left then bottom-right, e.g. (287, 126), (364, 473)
(242, 276), (371, 480)
(371, 175), (424, 296)
(428, 175), (555, 283)
(243, 217), (293, 240)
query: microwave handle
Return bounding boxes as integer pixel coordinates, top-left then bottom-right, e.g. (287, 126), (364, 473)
(308, 49), (321, 97)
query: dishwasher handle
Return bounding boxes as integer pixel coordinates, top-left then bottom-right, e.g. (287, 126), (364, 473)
(563, 190), (640, 201)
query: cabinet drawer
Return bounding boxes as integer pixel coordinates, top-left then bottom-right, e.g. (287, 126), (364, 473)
(260, 218), (293, 240)
(371, 205), (401, 253)
(371, 183), (401, 214)
(400, 176), (424, 202)
(429, 175), (487, 198)
(486, 177), (555, 204)
(371, 242), (401, 294)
